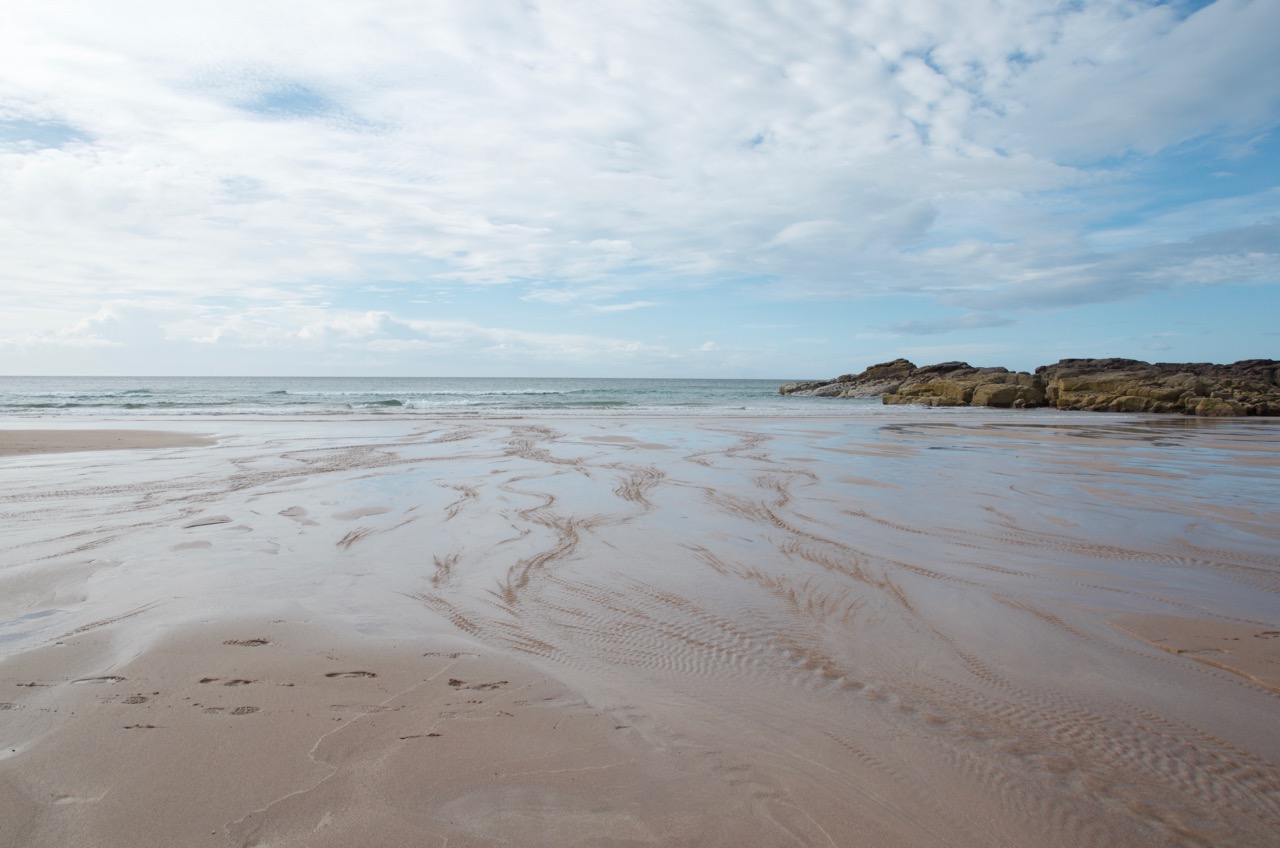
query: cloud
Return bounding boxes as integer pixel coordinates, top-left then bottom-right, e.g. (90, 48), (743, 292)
(585, 301), (658, 313)
(56, 302), (197, 346)
(3, 301), (678, 371)
(0, 1), (1275, 375)
(926, 220), (1280, 311)
(981, 0), (1280, 160)
(297, 311), (420, 342)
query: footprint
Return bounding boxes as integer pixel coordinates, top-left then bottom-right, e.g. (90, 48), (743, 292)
(52, 795), (97, 805)
(223, 638), (270, 647)
(1257, 631), (1279, 639)
(199, 677), (219, 684)
(332, 506), (391, 521)
(447, 679), (507, 690)
(0, 703), (20, 711)
(330, 704), (391, 714)
(279, 506), (320, 526)
(184, 515), (233, 528)
(325, 671), (377, 679)
(230, 706), (259, 716)
(122, 695), (151, 705)
(124, 724), (157, 730)
(73, 676), (126, 685)
(223, 679), (256, 686)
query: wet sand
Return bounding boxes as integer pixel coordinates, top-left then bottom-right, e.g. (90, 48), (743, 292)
(1, 415), (1278, 846)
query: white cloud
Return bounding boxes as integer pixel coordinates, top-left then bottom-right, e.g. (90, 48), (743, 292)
(585, 301), (659, 313)
(982, 0), (1280, 160)
(2, 301), (681, 373)
(922, 220), (1280, 310)
(0, 1), (1276, 374)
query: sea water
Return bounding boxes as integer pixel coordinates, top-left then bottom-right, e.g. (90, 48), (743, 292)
(0, 375), (909, 418)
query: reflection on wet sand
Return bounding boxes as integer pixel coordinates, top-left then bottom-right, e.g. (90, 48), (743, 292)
(1, 415), (1278, 846)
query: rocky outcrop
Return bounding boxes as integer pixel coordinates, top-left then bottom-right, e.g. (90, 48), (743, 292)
(882, 362), (1045, 409)
(779, 358), (917, 399)
(780, 358), (1279, 416)
(1036, 359), (1279, 416)
(780, 359), (1044, 409)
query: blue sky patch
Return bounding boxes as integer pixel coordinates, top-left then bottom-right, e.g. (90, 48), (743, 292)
(235, 81), (340, 120)
(0, 117), (91, 150)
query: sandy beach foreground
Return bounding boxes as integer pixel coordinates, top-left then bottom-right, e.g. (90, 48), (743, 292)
(1, 415), (1278, 846)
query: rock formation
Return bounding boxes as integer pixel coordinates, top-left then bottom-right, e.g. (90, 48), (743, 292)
(1036, 358), (1278, 416)
(780, 358), (1279, 416)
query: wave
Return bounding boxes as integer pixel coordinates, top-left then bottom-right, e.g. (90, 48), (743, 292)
(283, 389), (588, 398)
(0, 377), (921, 420)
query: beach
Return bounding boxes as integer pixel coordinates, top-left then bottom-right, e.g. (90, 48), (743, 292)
(1, 414), (1278, 846)
(0, 429), (216, 457)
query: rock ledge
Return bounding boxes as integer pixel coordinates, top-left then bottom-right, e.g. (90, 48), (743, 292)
(779, 358), (1279, 416)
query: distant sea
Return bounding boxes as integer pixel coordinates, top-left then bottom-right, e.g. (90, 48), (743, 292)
(0, 375), (904, 419)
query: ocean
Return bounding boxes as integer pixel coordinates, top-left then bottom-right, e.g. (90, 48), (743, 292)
(0, 375), (900, 418)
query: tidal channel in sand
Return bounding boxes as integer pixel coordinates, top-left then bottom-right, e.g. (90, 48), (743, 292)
(0, 415), (1277, 846)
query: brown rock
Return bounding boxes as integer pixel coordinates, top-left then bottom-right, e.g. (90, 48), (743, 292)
(1037, 359), (1279, 416)
(782, 357), (1279, 415)
(971, 383), (1046, 408)
(1194, 397), (1246, 417)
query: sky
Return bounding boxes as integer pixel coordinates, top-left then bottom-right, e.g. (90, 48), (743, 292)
(1, 0), (1277, 378)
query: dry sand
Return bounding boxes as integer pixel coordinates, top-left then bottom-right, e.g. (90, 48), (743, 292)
(0, 429), (214, 457)
(1, 416), (1278, 846)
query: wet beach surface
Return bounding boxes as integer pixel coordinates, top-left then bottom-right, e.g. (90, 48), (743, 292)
(1, 414), (1278, 846)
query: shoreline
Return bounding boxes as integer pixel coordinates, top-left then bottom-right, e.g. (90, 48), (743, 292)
(2, 415), (1277, 846)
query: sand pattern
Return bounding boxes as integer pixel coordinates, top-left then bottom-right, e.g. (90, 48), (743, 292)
(0, 416), (1277, 846)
